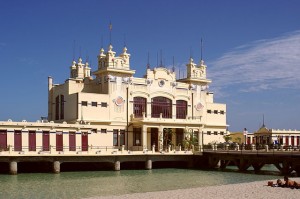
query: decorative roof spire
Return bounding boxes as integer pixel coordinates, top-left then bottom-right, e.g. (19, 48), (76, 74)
(108, 44), (113, 52)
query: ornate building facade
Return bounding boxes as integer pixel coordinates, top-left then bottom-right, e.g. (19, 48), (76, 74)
(0, 42), (227, 153)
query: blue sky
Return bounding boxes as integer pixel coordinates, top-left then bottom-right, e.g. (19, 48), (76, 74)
(1, 0), (300, 133)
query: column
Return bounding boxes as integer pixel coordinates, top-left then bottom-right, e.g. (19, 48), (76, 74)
(10, 161), (17, 175)
(142, 125), (147, 150)
(145, 159), (152, 170)
(158, 126), (163, 151)
(198, 126), (203, 151)
(22, 130), (29, 153)
(53, 161), (60, 174)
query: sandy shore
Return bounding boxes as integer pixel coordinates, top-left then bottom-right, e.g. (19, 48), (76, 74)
(86, 178), (300, 199)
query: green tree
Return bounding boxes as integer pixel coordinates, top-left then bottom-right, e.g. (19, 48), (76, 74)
(182, 130), (198, 150)
(223, 135), (232, 142)
(163, 128), (174, 149)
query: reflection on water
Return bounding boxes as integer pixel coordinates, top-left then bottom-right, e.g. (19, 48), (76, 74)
(0, 165), (282, 199)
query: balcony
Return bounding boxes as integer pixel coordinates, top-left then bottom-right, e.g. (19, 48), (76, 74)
(130, 112), (202, 125)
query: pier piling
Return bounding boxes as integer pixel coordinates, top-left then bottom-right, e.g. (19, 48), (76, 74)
(53, 161), (60, 174)
(145, 159), (152, 170)
(10, 161), (17, 175)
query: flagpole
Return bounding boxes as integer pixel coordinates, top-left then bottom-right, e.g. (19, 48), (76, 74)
(109, 21), (112, 45)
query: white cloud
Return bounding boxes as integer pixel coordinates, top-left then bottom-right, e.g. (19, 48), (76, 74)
(208, 31), (300, 95)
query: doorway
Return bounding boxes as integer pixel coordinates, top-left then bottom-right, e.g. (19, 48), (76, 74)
(151, 128), (158, 151)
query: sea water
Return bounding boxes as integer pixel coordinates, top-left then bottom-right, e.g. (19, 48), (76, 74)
(0, 165), (282, 199)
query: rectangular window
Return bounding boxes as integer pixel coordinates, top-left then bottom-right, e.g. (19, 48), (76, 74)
(220, 110), (225, 114)
(101, 129), (107, 133)
(214, 110), (218, 114)
(207, 131), (211, 135)
(82, 101), (88, 106)
(42, 131), (50, 151)
(120, 130), (125, 146)
(69, 132), (76, 151)
(0, 130), (7, 150)
(207, 110), (212, 114)
(29, 130), (36, 151)
(214, 131), (218, 135)
(133, 128), (141, 146)
(113, 129), (118, 146)
(14, 130), (22, 151)
(92, 102), (97, 107)
(81, 132), (88, 151)
(56, 132), (63, 151)
(101, 102), (107, 107)
(220, 131), (224, 135)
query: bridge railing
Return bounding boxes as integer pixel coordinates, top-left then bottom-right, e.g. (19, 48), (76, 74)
(202, 143), (300, 155)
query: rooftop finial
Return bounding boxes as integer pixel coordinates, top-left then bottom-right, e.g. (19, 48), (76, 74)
(262, 114), (265, 127)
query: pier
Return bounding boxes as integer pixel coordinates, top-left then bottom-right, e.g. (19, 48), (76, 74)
(200, 144), (300, 175)
(2, 144), (300, 175)
(0, 145), (196, 174)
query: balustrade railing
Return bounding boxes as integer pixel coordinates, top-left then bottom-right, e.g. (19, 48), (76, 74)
(202, 143), (300, 155)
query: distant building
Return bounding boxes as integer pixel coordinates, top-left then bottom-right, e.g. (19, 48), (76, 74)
(0, 40), (227, 153)
(246, 125), (300, 146)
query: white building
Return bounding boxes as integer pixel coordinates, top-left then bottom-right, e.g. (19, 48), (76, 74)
(0, 41), (227, 154)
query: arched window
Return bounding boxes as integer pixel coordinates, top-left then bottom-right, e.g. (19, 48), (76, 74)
(151, 97), (172, 118)
(176, 100), (187, 119)
(133, 97), (147, 118)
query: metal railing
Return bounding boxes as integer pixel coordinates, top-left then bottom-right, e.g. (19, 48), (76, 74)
(202, 143), (300, 155)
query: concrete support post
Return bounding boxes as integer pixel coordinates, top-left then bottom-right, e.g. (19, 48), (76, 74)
(10, 161), (17, 175)
(179, 145), (182, 151)
(152, 145), (155, 153)
(145, 159), (152, 170)
(50, 145), (53, 154)
(168, 145), (171, 152)
(53, 161), (60, 174)
(114, 161), (120, 171)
